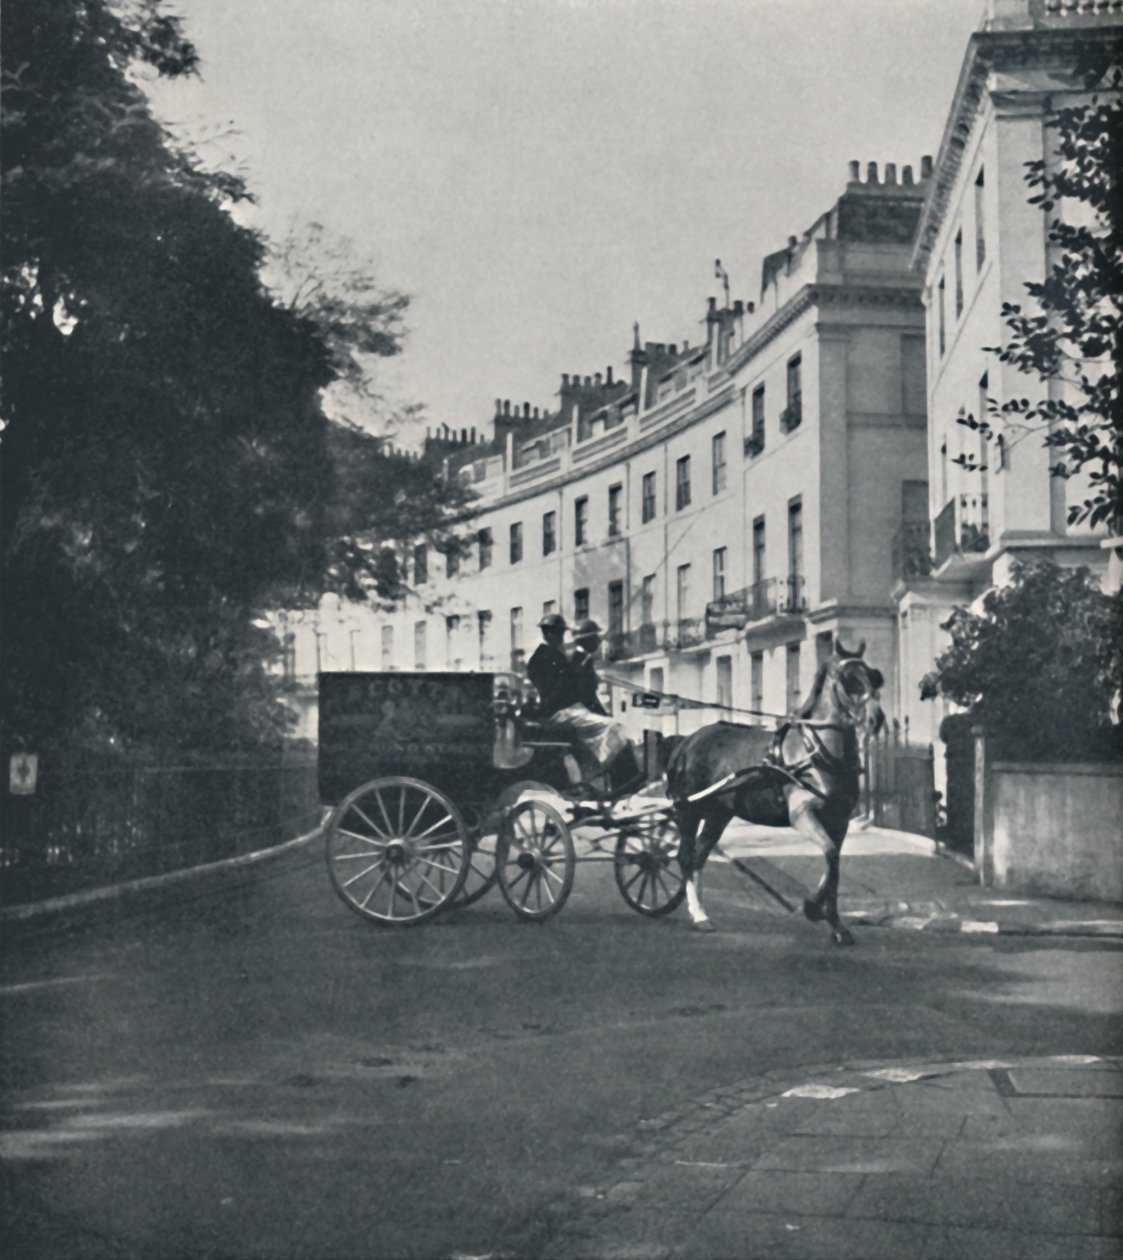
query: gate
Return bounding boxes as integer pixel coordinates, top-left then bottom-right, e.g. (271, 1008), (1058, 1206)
(865, 719), (938, 838)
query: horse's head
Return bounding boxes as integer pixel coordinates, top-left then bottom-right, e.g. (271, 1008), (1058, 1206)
(827, 639), (885, 735)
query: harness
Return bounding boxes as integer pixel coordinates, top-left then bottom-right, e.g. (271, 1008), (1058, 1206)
(681, 668), (870, 807)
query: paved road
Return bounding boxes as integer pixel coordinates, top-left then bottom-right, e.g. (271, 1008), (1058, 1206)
(2, 839), (1120, 1259)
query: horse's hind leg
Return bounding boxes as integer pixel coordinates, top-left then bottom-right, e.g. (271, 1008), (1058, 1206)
(680, 811), (729, 933)
(790, 803), (854, 946)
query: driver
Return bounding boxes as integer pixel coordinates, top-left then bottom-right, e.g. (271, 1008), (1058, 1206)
(553, 619), (645, 795)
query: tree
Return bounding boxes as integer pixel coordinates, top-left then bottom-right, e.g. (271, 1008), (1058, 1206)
(920, 562), (1120, 758)
(0, 0), (467, 760)
(956, 41), (1123, 533)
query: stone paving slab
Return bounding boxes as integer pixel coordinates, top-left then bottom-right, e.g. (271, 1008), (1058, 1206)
(540, 1054), (1123, 1260)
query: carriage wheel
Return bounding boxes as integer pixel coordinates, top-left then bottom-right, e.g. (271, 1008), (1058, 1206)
(326, 777), (469, 926)
(614, 815), (686, 917)
(496, 800), (575, 921)
(451, 828), (500, 908)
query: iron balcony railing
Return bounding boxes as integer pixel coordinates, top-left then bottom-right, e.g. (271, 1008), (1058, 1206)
(779, 398), (803, 434)
(705, 576), (806, 633)
(892, 520), (933, 581)
(604, 619), (705, 661)
(932, 493), (989, 569)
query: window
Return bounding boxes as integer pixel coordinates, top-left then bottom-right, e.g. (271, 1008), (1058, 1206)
(786, 642), (802, 713)
(640, 574), (655, 627)
(751, 651), (764, 713)
(478, 527), (493, 569)
(575, 496), (589, 546)
(445, 545), (459, 578)
(937, 275), (946, 356)
(542, 510), (557, 556)
(676, 563), (690, 622)
(608, 483), (623, 536)
(446, 615), (461, 669)
(783, 355), (802, 432)
(608, 580), (624, 637)
(509, 521), (523, 565)
(954, 229), (963, 317)
(574, 588), (589, 622)
(716, 656), (733, 711)
(509, 607), (523, 670)
(712, 432), (727, 494)
(641, 471), (657, 523)
(477, 610), (492, 667)
(649, 666), (665, 696)
(282, 632), (296, 684)
(413, 544), (428, 585)
(414, 621), (427, 670)
(974, 167), (986, 269)
(749, 385), (765, 453)
(787, 498), (803, 610)
(712, 547), (727, 601)
(752, 515), (766, 588)
(380, 625), (394, 671)
(816, 630), (834, 667)
(675, 455), (691, 510)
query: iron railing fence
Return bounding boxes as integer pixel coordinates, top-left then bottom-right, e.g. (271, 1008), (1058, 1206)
(892, 520), (933, 580)
(933, 493), (989, 568)
(0, 758), (321, 906)
(705, 575), (806, 631)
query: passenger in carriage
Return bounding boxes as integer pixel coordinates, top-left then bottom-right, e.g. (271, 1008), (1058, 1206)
(526, 612), (574, 717)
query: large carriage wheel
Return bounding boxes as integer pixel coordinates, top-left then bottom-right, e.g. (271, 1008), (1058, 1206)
(451, 828), (500, 908)
(614, 815), (686, 917)
(496, 800), (575, 921)
(326, 777), (469, 926)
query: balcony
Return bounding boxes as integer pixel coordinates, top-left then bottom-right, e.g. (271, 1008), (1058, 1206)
(932, 493), (989, 570)
(892, 520), (933, 581)
(779, 399), (802, 434)
(705, 576), (807, 633)
(604, 619), (705, 660)
(743, 432), (764, 457)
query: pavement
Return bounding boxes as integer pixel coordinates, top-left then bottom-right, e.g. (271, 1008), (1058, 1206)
(713, 818), (1123, 941)
(542, 1053), (1123, 1260)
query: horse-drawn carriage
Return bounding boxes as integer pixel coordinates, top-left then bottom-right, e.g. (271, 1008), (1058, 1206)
(318, 670), (685, 926)
(319, 643), (886, 944)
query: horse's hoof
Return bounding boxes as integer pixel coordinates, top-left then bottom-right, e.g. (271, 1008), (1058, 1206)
(831, 926), (856, 947)
(803, 898), (825, 924)
(691, 919), (717, 934)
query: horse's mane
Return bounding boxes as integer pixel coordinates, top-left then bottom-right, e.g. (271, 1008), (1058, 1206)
(795, 661), (830, 718)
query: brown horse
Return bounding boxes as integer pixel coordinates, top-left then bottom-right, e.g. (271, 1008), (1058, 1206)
(665, 641), (885, 944)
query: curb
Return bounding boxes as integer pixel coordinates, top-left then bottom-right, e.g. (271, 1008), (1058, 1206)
(1, 810), (330, 925)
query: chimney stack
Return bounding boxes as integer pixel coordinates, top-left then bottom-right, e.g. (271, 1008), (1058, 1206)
(848, 160), (860, 182)
(606, 365), (614, 385)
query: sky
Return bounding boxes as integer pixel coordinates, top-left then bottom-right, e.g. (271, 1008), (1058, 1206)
(145, 0), (986, 440)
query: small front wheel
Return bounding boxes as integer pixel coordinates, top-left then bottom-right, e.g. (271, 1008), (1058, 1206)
(496, 800), (575, 921)
(614, 816), (685, 917)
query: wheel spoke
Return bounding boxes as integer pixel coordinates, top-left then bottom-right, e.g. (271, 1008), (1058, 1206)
(342, 858), (382, 888)
(541, 862), (564, 887)
(375, 789), (396, 838)
(520, 868), (538, 909)
(350, 804), (392, 841)
(337, 828), (388, 849)
(418, 856), (462, 878)
(409, 811), (455, 842)
(416, 835), (463, 852)
(402, 794), (433, 839)
(358, 866), (391, 908)
(506, 865), (530, 892)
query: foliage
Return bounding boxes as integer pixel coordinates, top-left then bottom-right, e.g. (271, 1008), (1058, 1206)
(0, 0), (468, 760)
(920, 562), (1120, 757)
(956, 40), (1123, 533)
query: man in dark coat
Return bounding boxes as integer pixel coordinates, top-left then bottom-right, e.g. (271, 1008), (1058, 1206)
(526, 612), (575, 717)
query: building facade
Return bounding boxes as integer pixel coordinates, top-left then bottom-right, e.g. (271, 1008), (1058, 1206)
(894, 0), (1121, 751)
(291, 160), (934, 741)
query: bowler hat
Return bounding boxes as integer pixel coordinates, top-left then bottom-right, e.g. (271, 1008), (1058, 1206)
(539, 612), (568, 630)
(572, 618), (603, 642)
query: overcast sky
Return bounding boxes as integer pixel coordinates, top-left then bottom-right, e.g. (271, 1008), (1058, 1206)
(146, 0), (985, 439)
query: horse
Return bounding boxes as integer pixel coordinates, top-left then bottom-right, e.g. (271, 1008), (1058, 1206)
(665, 640), (885, 945)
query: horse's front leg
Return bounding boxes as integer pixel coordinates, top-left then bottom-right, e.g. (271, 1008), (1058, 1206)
(789, 798), (854, 946)
(680, 812), (729, 933)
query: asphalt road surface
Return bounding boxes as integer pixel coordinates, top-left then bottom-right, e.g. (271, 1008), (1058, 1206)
(3, 840), (1120, 1259)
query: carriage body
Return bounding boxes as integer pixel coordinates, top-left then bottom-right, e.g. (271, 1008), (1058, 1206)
(318, 669), (684, 926)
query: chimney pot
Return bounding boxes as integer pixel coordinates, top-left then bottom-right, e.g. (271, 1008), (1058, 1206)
(920, 155), (933, 178)
(471, 426), (477, 442)
(523, 401), (530, 417)
(848, 160), (860, 181)
(885, 162), (897, 185)
(733, 299), (743, 317)
(561, 373), (569, 387)
(787, 235), (798, 249)
(584, 376), (591, 387)
(668, 344), (677, 356)
(867, 162), (878, 183)
(460, 428), (467, 443)
(606, 366), (614, 384)
(902, 165), (914, 185)
(595, 372), (602, 387)
(504, 400), (511, 416)
(707, 296), (717, 314)
(494, 398), (502, 414)
(682, 336), (690, 349)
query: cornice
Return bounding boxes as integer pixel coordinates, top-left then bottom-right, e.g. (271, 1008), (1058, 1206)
(912, 21), (1123, 271)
